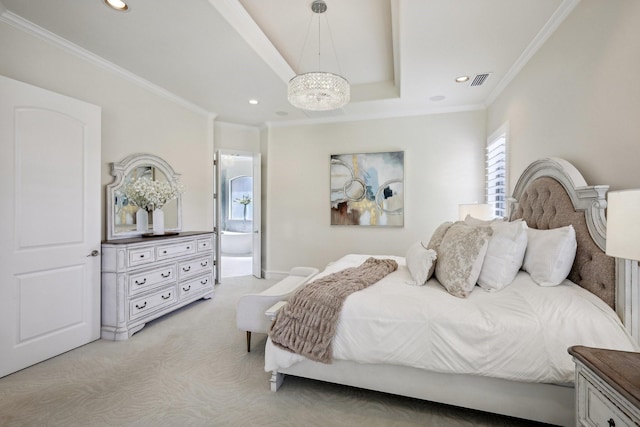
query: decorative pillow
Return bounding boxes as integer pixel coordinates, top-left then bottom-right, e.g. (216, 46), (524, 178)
(465, 217), (528, 292)
(463, 215), (501, 226)
(522, 225), (577, 286)
(405, 242), (437, 286)
(424, 221), (453, 280)
(435, 222), (493, 298)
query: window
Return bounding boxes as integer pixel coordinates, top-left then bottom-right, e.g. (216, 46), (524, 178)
(486, 124), (508, 219)
(229, 175), (253, 221)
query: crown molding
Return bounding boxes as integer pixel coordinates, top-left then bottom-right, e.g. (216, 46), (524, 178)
(485, 0), (581, 106)
(0, 9), (215, 118)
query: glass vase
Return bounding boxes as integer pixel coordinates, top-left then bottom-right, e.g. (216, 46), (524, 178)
(136, 208), (148, 232)
(152, 209), (164, 235)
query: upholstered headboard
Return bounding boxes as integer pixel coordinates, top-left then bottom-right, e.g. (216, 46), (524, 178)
(509, 158), (615, 309)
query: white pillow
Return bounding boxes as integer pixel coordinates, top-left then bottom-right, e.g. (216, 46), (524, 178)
(522, 225), (577, 286)
(465, 217), (528, 292)
(405, 242), (437, 286)
(435, 222), (493, 298)
(424, 221), (453, 281)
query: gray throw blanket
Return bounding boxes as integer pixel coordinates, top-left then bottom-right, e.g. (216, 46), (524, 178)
(268, 257), (398, 364)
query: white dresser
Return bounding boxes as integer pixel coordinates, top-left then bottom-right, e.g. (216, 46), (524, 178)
(569, 345), (640, 427)
(101, 231), (215, 340)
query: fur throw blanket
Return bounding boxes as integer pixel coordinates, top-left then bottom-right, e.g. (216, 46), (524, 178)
(268, 257), (398, 364)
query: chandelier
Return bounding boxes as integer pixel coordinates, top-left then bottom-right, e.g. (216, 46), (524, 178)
(287, 0), (350, 111)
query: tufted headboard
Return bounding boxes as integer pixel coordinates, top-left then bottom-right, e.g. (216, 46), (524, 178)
(509, 158), (615, 309)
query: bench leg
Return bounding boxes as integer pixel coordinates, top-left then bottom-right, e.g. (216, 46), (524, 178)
(246, 331), (251, 352)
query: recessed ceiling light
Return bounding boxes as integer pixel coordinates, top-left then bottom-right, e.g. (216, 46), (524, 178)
(429, 95), (446, 102)
(104, 0), (129, 12)
(249, 99), (259, 105)
(276, 111), (289, 116)
(455, 76), (470, 83)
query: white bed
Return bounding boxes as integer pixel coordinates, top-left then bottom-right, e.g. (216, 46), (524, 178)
(265, 158), (639, 426)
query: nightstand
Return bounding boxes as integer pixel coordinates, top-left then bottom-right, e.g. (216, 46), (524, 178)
(569, 346), (640, 427)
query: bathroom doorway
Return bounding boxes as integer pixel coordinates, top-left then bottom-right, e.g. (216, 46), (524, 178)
(215, 150), (261, 279)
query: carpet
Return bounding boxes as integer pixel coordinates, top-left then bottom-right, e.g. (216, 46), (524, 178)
(0, 275), (549, 426)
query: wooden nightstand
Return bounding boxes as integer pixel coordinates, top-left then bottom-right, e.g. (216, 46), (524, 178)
(569, 346), (640, 427)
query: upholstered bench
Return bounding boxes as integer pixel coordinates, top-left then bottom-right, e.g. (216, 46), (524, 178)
(236, 266), (318, 352)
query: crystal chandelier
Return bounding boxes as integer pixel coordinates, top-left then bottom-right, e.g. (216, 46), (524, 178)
(287, 0), (350, 111)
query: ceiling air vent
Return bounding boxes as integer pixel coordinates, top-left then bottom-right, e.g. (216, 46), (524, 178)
(470, 73), (491, 87)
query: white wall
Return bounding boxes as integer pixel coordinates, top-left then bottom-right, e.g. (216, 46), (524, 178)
(214, 122), (260, 152)
(0, 22), (214, 239)
(488, 0), (640, 192)
(264, 111), (486, 275)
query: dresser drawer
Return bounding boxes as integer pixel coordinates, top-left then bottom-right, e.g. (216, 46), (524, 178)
(197, 237), (213, 252)
(580, 373), (635, 427)
(129, 265), (176, 296)
(128, 247), (155, 267)
(179, 273), (213, 300)
(156, 240), (196, 260)
(178, 255), (212, 279)
(129, 286), (177, 321)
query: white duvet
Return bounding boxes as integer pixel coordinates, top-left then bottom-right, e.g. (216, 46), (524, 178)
(265, 254), (638, 384)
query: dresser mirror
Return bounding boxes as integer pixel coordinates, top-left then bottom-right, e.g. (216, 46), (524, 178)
(106, 153), (182, 240)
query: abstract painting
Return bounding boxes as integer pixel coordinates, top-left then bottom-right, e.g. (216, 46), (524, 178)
(330, 151), (404, 226)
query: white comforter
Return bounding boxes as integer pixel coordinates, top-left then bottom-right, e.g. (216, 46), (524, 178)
(265, 254), (638, 384)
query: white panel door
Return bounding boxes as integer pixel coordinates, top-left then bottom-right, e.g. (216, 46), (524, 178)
(0, 75), (101, 378)
(252, 152), (262, 278)
(214, 151), (221, 283)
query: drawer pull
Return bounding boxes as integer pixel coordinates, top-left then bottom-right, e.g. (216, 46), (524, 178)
(201, 278), (208, 285)
(135, 302), (147, 310)
(134, 278), (147, 286)
(200, 261), (208, 267)
(161, 271), (171, 278)
(139, 254), (145, 258)
(162, 292), (171, 300)
(182, 266), (191, 272)
(182, 285), (191, 292)
(608, 419), (615, 427)
(186, 246), (191, 250)
(162, 250), (167, 254)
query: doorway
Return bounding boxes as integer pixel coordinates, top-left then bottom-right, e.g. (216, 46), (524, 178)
(216, 151), (261, 279)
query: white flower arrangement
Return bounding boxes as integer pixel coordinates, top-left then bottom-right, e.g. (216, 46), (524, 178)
(124, 178), (183, 211)
(233, 194), (252, 206)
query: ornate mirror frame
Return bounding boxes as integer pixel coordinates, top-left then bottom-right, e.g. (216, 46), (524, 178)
(106, 153), (183, 240)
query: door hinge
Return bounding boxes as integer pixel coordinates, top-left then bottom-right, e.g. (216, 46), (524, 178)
(213, 193), (217, 200)
(213, 159), (217, 166)
(214, 226), (218, 233)
(213, 260), (217, 266)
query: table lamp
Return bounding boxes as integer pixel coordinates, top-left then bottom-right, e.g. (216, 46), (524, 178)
(606, 189), (640, 261)
(458, 203), (494, 221)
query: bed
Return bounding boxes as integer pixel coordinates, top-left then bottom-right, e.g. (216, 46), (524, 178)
(264, 158), (639, 426)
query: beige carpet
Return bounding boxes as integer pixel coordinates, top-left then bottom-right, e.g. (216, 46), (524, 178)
(0, 276), (549, 427)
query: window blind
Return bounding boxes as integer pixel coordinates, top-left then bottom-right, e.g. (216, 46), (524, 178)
(486, 136), (507, 218)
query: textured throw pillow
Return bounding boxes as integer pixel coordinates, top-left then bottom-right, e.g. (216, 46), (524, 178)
(464, 217), (528, 292)
(522, 225), (577, 286)
(424, 221), (454, 280)
(435, 222), (493, 298)
(463, 215), (500, 226)
(405, 242), (437, 286)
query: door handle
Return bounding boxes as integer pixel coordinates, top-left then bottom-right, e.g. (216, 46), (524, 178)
(86, 250), (100, 257)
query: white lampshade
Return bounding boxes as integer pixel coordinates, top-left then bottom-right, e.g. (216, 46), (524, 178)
(606, 189), (640, 261)
(458, 203), (494, 221)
